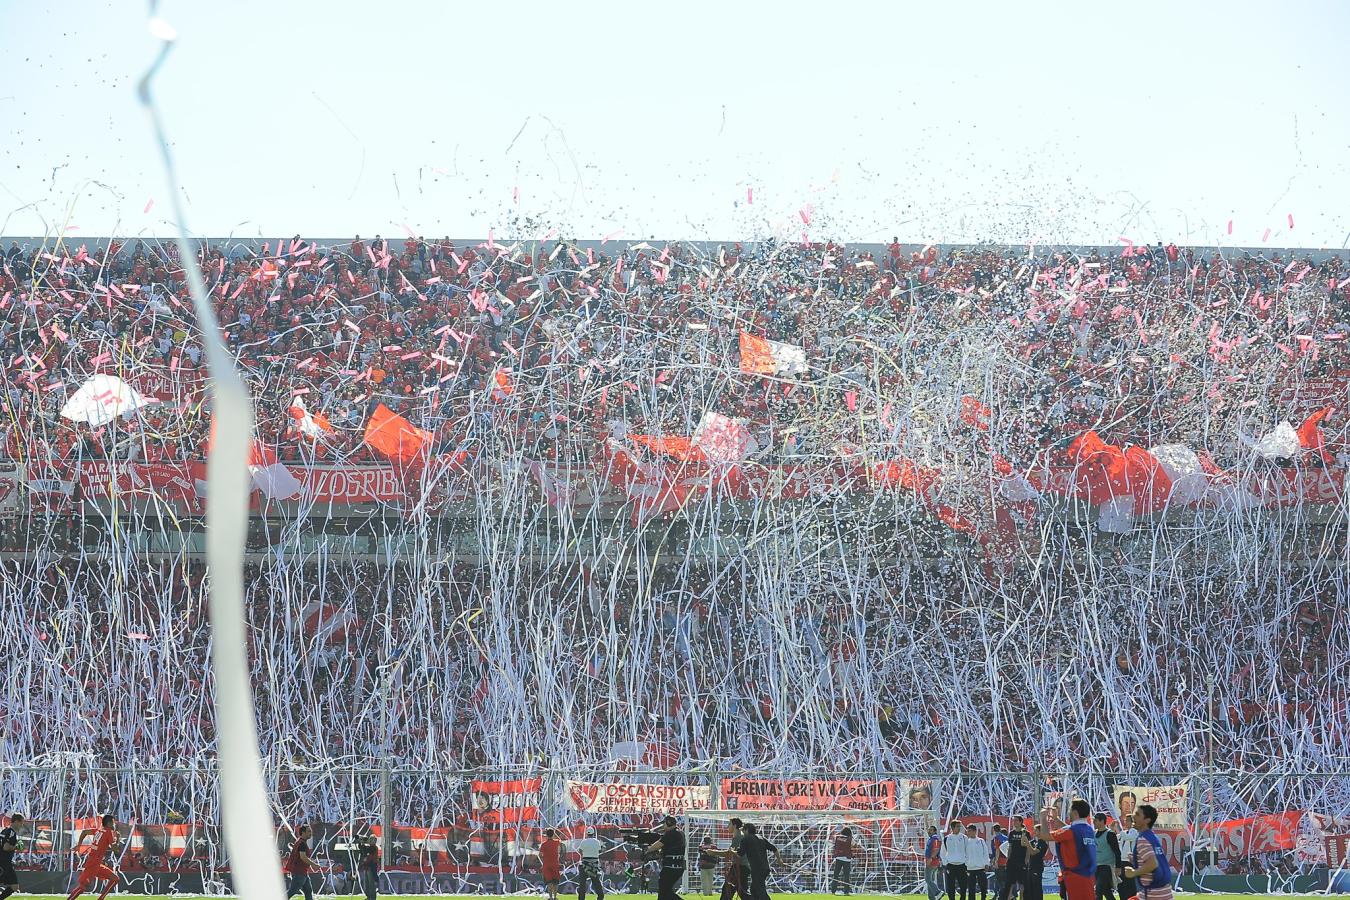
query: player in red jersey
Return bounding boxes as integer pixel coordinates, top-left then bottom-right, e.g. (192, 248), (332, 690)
(537, 828), (562, 900)
(1041, 802), (1097, 900)
(285, 824), (318, 900)
(67, 815), (119, 900)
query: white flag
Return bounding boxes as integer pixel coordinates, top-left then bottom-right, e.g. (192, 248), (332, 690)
(1252, 422), (1300, 460)
(60, 375), (156, 427)
(1150, 443), (1209, 505)
(692, 411), (759, 463)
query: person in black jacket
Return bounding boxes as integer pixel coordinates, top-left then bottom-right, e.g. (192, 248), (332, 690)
(647, 816), (688, 900)
(1022, 829), (1047, 900)
(999, 819), (1028, 900)
(735, 824), (778, 900)
(356, 835), (379, 900)
(1, 814), (25, 900)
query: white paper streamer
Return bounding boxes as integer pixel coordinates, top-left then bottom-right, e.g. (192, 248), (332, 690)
(136, 10), (286, 900)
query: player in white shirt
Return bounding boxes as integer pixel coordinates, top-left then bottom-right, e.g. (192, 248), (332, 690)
(965, 825), (991, 900)
(573, 828), (605, 900)
(940, 821), (969, 900)
(1114, 821), (1138, 900)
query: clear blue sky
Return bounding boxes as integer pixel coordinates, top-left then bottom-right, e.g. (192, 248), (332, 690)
(2, 0), (1347, 247)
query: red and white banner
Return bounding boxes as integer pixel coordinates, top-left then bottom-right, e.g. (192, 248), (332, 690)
(1194, 811), (1303, 858)
(27, 459), (206, 511)
(563, 780), (711, 815)
(128, 365), (207, 401)
(22, 461), (421, 510)
(470, 777), (541, 825)
(295, 464), (409, 505)
(1326, 833), (1350, 868)
(0, 464), (22, 516)
(721, 777), (895, 811)
(13, 458), (1350, 517)
(1276, 372), (1350, 418)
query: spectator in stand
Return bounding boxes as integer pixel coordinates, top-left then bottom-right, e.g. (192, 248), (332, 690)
(0, 236), (1345, 814)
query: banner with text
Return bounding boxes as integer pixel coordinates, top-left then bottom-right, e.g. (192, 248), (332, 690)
(1113, 783), (1188, 829)
(563, 780), (712, 815)
(721, 778), (896, 811)
(896, 779), (935, 812)
(469, 777), (541, 825)
(1195, 812), (1303, 858)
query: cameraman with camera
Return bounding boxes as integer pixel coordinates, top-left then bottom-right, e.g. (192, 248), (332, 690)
(643, 817), (687, 900)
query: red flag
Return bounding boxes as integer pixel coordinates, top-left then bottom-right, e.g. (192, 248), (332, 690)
(603, 440), (694, 525)
(287, 396), (334, 440)
(364, 403), (432, 462)
(738, 330), (807, 375)
(691, 411), (758, 463)
(245, 441), (302, 500)
(738, 331), (777, 375)
(1297, 406), (1335, 464)
(631, 434), (699, 461)
(1066, 431), (1172, 514)
(490, 368), (514, 402)
(204, 421), (300, 500)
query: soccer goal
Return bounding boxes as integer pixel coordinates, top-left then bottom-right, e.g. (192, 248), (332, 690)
(684, 809), (934, 896)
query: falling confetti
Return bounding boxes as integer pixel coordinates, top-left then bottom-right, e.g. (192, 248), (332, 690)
(0, 197), (1346, 890)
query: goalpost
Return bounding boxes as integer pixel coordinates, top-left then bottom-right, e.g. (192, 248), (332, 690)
(684, 809), (934, 896)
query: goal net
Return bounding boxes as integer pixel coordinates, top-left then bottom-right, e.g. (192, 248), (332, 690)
(684, 809), (934, 895)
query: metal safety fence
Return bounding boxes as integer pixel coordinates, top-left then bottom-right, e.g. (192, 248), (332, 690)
(0, 766), (1347, 894)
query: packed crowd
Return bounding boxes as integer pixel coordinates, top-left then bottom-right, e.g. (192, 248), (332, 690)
(1, 233), (1349, 869)
(2, 235), (1349, 474)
